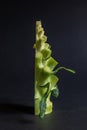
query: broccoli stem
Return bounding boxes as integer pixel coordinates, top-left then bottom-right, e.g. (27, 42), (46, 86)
(34, 21), (53, 116)
(34, 21), (75, 118)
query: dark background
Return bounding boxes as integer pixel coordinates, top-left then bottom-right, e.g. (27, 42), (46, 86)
(0, 1), (87, 130)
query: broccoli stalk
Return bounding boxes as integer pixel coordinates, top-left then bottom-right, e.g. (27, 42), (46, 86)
(33, 21), (75, 118)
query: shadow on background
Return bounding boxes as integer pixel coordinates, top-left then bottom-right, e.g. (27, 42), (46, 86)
(0, 103), (34, 115)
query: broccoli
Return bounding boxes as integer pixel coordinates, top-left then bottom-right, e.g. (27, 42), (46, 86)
(33, 21), (75, 118)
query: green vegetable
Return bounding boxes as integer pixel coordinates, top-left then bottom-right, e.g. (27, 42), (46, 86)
(34, 21), (76, 118)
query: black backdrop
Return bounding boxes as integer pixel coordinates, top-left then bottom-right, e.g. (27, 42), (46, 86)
(0, 1), (87, 130)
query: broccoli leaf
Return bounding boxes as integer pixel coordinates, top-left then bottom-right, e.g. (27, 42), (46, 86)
(39, 96), (46, 118)
(51, 86), (59, 98)
(39, 83), (50, 118)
